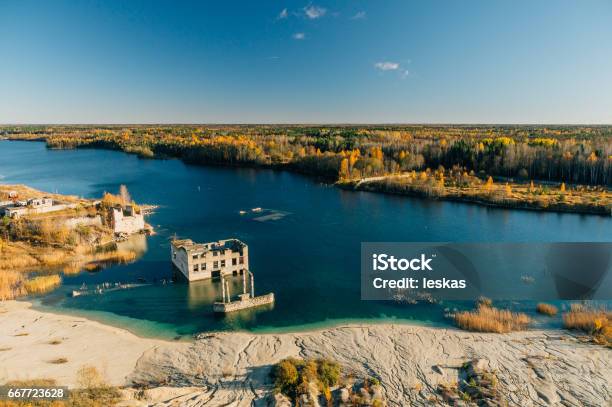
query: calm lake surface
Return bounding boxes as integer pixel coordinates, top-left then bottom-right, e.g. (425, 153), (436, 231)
(1, 140), (610, 338)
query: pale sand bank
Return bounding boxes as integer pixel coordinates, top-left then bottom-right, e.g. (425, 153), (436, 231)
(1, 301), (610, 406)
(0, 301), (173, 387)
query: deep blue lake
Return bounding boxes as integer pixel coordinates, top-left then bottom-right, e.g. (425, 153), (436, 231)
(1, 140), (610, 338)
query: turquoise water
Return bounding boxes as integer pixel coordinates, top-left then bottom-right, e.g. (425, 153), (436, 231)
(1, 140), (610, 338)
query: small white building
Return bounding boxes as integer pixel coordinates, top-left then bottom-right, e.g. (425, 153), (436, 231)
(171, 238), (248, 281)
(3, 197), (71, 218)
(110, 204), (145, 235)
(4, 206), (28, 218)
(29, 197), (53, 208)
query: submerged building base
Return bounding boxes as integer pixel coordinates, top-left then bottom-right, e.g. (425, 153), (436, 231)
(213, 292), (275, 313)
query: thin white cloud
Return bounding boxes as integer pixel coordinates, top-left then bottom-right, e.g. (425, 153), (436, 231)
(374, 61), (400, 71)
(304, 5), (326, 19)
(375, 61), (410, 79)
(278, 8), (288, 19)
(351, 11), (366, 20)
(293, 32), (305, 40)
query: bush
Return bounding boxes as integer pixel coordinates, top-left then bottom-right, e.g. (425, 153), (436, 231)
(536, 303), (558, 316)
(71, 365), (122, 406)
(272, 357), (341, 401)
(317, 358), (341, 388)
(24, 275), (61, 295)
(455, 304), (531, 333)
(273, 358), (299, 395)
(563, 308), (611, 347)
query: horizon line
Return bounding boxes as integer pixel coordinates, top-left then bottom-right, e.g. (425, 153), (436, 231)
(1, 122), (612, 127)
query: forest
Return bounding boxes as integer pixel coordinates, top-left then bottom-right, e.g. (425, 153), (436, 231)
(3, 125), (610, 187)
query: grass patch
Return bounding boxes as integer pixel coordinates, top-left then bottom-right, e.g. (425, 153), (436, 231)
(536, 303), (558, 316)
(38, 251), (71, 267)
(438, 359), (505, 406)
(0, 269), (26, 300)
(71, 365), (122, 406)
(0, 346), (12, 351)
(4, 369), (123, 406)
(455, 304), (531, 333)
(48, 339), (62, 345)
(13, 332), (29, 337)
(83, 263), (101, 272)
(563, 307), (611, 347)
(95, 249), (137, 263)
(24, 274), (62, 295)
(48, 357), (68, 364)
(62, 262), (83, 275)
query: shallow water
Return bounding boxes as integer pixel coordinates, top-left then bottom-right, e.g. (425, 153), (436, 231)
(1, 140), (610, 338)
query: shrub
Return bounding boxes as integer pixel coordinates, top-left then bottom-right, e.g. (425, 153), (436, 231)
(272, 357), (342, 401)
(317, 358), (340, 388)
(24, 275), (61, 295)
(476, 296), (492, 308)
(536, 303), (558, 316)
(563, 308), (611, 347)
(0, 270), (26, 300)
(71, 365), (122, 406)
(455, 304), (531, 333)
(273, 358), (299, 395)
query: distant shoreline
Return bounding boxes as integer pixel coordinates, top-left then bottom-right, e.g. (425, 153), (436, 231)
(338, 178), (611, 216)
(4, 138), (610, 217)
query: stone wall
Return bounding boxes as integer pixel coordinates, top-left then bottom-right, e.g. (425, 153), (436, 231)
(213, 293), (275, 313)
(63, 215), (103, 228)
(112, 207), (145, 235)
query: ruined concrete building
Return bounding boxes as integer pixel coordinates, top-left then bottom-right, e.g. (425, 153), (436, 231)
(171, 238), (248, 281)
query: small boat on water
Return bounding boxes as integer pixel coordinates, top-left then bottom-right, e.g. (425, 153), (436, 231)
(251, 207), (262, 212)
(239, 210), (247, 215)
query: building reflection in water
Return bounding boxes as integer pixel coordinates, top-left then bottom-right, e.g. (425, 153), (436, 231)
(181, 273), (274, 327)
(116, 233), (148, 257)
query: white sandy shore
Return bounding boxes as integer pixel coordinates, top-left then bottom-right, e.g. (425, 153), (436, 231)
(1, 301), (610, 406)
(0, 301), (172, 387)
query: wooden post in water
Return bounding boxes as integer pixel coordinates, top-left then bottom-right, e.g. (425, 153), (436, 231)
(221, 278), (226, 303)
(242, 271), (247, 295)
(250, 271), (254, 298)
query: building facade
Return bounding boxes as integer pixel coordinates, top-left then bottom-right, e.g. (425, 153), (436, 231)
(110, 204), (145, 235)
(2, 197), (75, 218)
(171, 238), (248, 281)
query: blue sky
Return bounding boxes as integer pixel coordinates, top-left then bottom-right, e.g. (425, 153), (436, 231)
(1, 0), (611, 124)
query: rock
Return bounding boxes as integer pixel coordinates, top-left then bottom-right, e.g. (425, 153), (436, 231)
(535, 382), (560, 405)
(371, 384), (384, 400)
(298, 392), (321, 407)
(339, 387), (350, 403)
(359, 387), (372, 404)
(270, 393), (292, 407)
(471, 358), (490, 372)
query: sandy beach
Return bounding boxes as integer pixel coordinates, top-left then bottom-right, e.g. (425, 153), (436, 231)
(0, 301), (171, 387)
(1, 301), (610, 406)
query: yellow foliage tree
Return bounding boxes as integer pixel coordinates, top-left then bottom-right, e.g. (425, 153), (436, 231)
(339, 158), (349, 179)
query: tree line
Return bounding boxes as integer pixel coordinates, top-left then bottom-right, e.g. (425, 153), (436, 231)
(4, 125), (611, 186)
